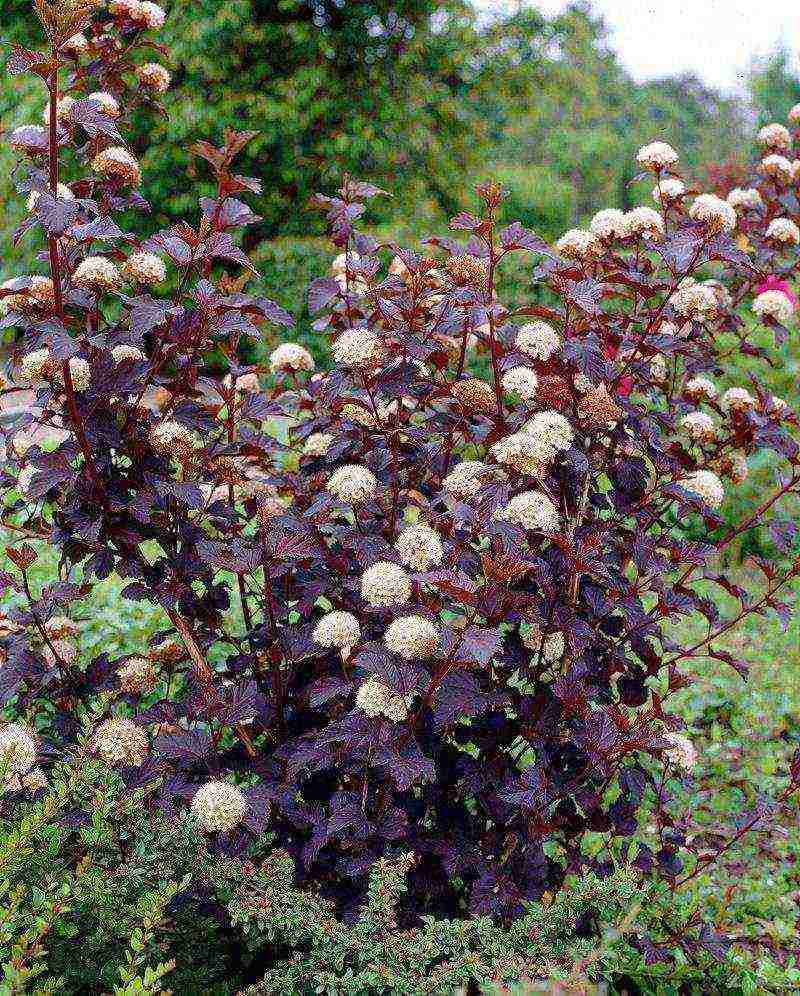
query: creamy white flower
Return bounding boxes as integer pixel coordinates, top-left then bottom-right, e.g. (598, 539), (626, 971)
(395, 522), (444, 571)
(662, 732), (697, 771)
(590, 207), (628, 240)
(303, 432), (333, 457)
(91, 146), (141, 186)
(649, 354), (667, 382)
(111, 344), (146, 364)
(191, 781), (248, 833)
(497, 490), (560, 533)
(355, 678), (411, 722)
(360, 562), (412, 608)
(651, 177), (685, 203)
(331, 328), (383, 369)
(313, 611), (361, 650)
(758, 122), (792, 151)
(94, 718), (148, 766)
(491, 432), (548, 477)
(19, 348), (52, 386)
(722, 387), (756, 412)
(442, 460), (505, 498)
(679, 470), (724, 508)
(514, 321), (560, 362)
(522, 410), (574, 456)
(689, 194), (736, 233)
(760, 154), (794, 182)
(680, 411), (716, 442)
(521, 623), (565, 663)
(726, 187), (762, 211)
(555, 228), (603, 261)
(625, 206), (665, 239)
(384, 615), (439, 659)
(327, 465), (377, 504)
(636, 141), (679, 170)
(42, 96), (74, 125)
(53, 357), (91, 393)
(150, 420), (196, 457)
(117, 656), (158, 694)
(26, 182), (73, 212)
(123, 251), (166, 286)
(0, 724), (37, 776)
(134, 1), (167, 28)
(670, 281), (718, 321)
(45, 616), (79, 639)
(136, 62), (171, 92)
(87, 91), (120, 118)
(501, 366), (539, 403)
(269, 342), (314, 374)
(766, 217), (800, 245)
(73, 256), (121, 292)
(62, 33), (88, 54)
(684, 375), (717, 401)
(753, 289), (795, 324)
(789, 103), (800, 124)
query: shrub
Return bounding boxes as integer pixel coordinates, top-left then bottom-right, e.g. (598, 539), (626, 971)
(1, 0), (800, 985)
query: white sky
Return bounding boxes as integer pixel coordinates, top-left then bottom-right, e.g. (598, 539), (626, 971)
(474, 0), (800, 92)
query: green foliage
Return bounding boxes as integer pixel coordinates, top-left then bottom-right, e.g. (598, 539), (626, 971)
(750, 46), (800, 129)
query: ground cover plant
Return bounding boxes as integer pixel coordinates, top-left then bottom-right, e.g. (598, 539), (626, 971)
(1, 0), (800, 992)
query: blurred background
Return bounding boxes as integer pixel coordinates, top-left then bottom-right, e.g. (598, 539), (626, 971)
(2, 0), (800, 314)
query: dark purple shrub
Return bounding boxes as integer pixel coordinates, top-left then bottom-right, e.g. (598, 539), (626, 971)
(1, 1), (799, 933)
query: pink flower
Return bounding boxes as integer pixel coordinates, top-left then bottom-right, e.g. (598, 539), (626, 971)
(756, 275), (797, 308)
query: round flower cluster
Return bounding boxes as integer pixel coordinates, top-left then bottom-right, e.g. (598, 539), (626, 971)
(492, 432), (548, 477)
(684, 375), (717, 401)
(554, 228), (602, 261)
(270, 342), (315, 375)
(28, 275), (55, 305)
(679, 470), (725, 509)
(27, 182), (73, 212)
(313, 611), (361, 650)
(91, 146), (142, 186)
(501, 366), (538, 402)
(191, 780), (248, 833)
(789, 103), (800, 124)
(384, 615), (439, 659)
(521, 623), (565, 664)
(766, 217), (800, 245)
(16, 466), (39, 498)
(123, 251), (166, 285)
(753, 289), (795, 325)
(111, 344), (146, 364)
(652, 177), (686, 203)
(0, 724), (37, 776)
(360, 562), (412, 608)
(445, 253), (487, 287)
(589, 207), (628, 240)
(662, 732), (698, 771)
(62, 33), (88, 55)
(111, 0), (167, 28)
(636, 141), (679, 170)
(149, 420), (196, 458)
(327, 465), (377, 504)
(680, 411), (716, 443)
(726, 187), (762, 211)
(670, 281), (718, 321)
(136, 62), (171, 93)
(73, 256), (121, 292)
(576, 384), (622, 428)
(524, 410), (574, 458)
(9, 125), (47, 152)
(760, 154), (794, 182)
(117, 656), (158, 694)
(93, 718), (149, 766)
(42, 638), (78, 668)
(442, 460), (504, 498)
(355, 678), (411, 722)
(451, 378), (496, 413)
(688, 194), (736, 233)
(757, 122), (792, 151)
(625, 205), (665, 239)
(722, 386), (756, 413)
(498, 490), (561, 533)
(53, 357), (91, 393)
(303, 432), (333, 457)
(43, 96), (74, 123)
(331, 328), (384, 369)
(395, 522), (444, 571)
(88, 91), (120, 118)
(514, 321), (560, 362)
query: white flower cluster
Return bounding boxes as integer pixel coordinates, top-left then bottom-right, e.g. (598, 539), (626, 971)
(442, 460), (504, 498)
(753, 290), (795, 325)
(88, 91), (120, 118)
(331, 328), (383, 368)
(42, 638), (78, 667)
(679, 470), (725, 508)
(361, 562), (412, 608)
(73, 256), (121, 292)
(384, 615), (439, 659)
(662, 732), (697, 771)
(270, 342), (315, 375)
(491, 432), (547, 477)
(123, 251), (166, 286)
(624, 206), (665, 239)
(722, 387), (756, 412)
(136, 62), (171, 93)
(313, 611), (361, 650)
(670, 281), (718, 322)
(680, 411), (716, 443)
(111, 344), (146, 364)
(53, 357), (91, 393)
(651, 177), (685, 203)
(19, 348), (53, 385)
(726, 187), (762, 211)
(0, 724), (37, 776)
(91, 146), (142, 186)
(497, 490), (561, 533)
(149, 420), (196, 457)
(93, 718), (149, 766)
(688, 194), (736, 233)
(757, 122), (792, 151)
(789, 103), (800, 124)
(554, 228), (602, 261)
(327, 465), (377, 504)
(191, 780), (248, 832)
(760, 154), (794, 183)
(523, 410), (574, 457)
(395, 522), (444, 571)
(355, 678), (411, 722)
(117, 656), (158, 694)
(501, 366), (539, 402)
(684, 375), (717, 401)
(521, 623), (565, 664)
(303, 432), (333, 457)
(589, 208), (628, 240)
(514, 321), (560, 362)
(636, 141), (679, 170)
(766, 217), (800, 245)
(27, 183), (74, 212)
